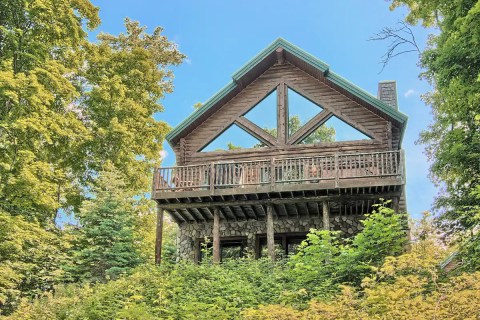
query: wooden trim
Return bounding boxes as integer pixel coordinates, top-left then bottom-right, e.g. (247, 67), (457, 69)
(287, 110), (333, 145)
(235, 117), (277, 146)
(285, 80), (382, 142)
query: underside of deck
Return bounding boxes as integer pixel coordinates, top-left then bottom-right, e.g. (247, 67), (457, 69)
(156, 183), (404, 224)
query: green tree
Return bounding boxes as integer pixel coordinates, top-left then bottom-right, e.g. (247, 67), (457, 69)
(0, 0), (100, 223)
(389, 1), (480, 235)
(0, 211), (70, 315)
(0, 3), (184, 224)
(67, 165), (142, 282)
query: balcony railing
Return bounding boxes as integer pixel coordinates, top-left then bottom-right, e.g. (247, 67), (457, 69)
(152, 150), (405, 193)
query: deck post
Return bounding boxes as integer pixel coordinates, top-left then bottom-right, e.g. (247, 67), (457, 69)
(266, 203), (275, 261)
(392, 196), (400, 213)
(213, 207), (221, 263)
(155, 204), (164, 265)
(322, 201), (330, 230)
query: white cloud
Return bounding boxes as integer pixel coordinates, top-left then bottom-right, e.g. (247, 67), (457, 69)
(159, 150), (168, 160)
(404, 89), (416, 98)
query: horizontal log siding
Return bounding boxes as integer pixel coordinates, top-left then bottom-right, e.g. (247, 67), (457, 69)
(179, 62), (396, 165)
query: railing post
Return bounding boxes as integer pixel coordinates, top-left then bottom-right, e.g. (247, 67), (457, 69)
(399, 149), (405, 184)
(151, 167), (157, 198)
(270, 157), (275, 187)
(334, 153), (339, 188)
(209, 162), (215, 194)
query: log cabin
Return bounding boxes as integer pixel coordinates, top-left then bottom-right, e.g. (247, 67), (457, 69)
(151, 38), (408, 263)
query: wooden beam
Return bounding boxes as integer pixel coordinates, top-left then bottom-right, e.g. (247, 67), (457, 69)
(287, 110), (332, 145)
(276, 47), (285, 64)
(155, 204), (164, 265)
(266, 203), (275, 261)
(213, 207), (221, 263)
(158, 192), (401, 210)
(278, 82), (287, 145)
(235, 117), (277, 146)
(322, 201), (330, 231)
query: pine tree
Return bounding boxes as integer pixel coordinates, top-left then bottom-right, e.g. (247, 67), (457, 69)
(68, 164), (142, 282)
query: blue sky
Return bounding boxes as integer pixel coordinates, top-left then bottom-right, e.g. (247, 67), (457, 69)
(91, 0), (437, 219)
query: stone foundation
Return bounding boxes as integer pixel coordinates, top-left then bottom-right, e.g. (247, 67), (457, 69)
(176, 215), (365, 261)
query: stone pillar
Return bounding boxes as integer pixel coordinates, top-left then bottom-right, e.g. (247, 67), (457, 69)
(322, 201), (330, 231)
(266, 203), (275, 261)
(213, 207), (221, 263)
(155, 204), (164, 265)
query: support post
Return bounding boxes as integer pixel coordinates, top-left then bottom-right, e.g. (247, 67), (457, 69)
(213, 207), (221, 263)
(322, 201), (330, 231)
(266, 203), (275, 261)
(155, 204), (164, 265)
(392, 196), (400, 213)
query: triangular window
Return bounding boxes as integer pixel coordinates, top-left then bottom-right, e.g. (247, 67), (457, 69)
(300, 115), (371, 144)
(287, 88), (323, 137)
(200, 124), (263, 152)
(243, 89), (277, 137)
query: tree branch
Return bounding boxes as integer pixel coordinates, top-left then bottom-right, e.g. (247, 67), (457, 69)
(369, 21), (421, 73)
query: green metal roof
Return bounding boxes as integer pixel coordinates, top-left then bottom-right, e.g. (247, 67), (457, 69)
(166, 38), (408, 145)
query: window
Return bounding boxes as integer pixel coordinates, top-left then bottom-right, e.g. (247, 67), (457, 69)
(197, 237), (247, 262)
(256, 233), (308, 259)
(200, 124), (262, 152)
(300, 115), (371, 143)
(243, 89), (278, 137)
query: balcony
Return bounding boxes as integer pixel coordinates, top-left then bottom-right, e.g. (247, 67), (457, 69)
(152, 150), (405, 201)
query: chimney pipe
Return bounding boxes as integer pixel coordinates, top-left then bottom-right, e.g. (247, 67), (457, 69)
(377, 80), (398, 110)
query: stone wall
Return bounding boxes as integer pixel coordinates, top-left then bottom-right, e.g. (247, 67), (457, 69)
(176, 215), (365, 261)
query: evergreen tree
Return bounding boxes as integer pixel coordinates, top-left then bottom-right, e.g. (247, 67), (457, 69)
(68, 165), (142, 282)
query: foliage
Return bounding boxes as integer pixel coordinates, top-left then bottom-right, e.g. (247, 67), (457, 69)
(243, 217), (480, 320)
(390, 1), (480, 237)
(0, 1), (184, 224)
(0, 0), (100, 222)
(65, 165), (143, 282)
(288, 202), (408, 301)
(0, 0), (183, 314)
(0, 211), (70, 315)
(6, 204), (411, 319)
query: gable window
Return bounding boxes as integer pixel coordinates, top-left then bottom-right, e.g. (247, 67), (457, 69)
(300, 115), (371, 144)
(243, 89), (278, 138)
(200, 124), (263, 152)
